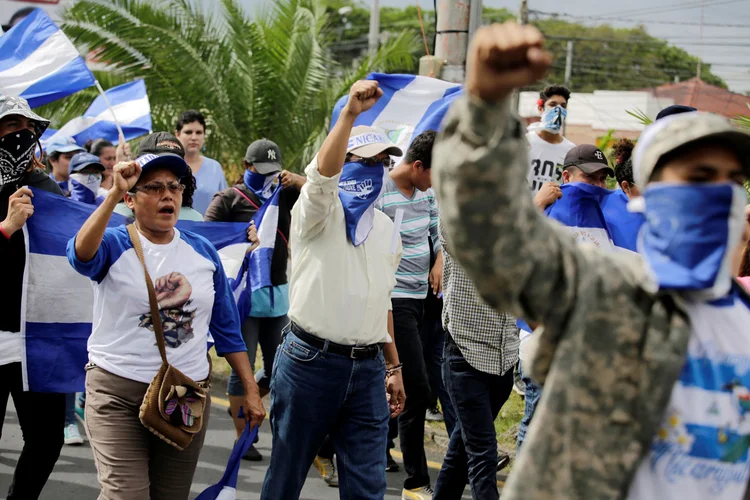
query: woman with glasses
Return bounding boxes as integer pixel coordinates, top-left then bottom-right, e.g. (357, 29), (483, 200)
(67, 151), (265, 500)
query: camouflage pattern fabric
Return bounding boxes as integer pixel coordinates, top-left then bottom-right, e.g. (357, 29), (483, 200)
(432, 95), (700, 499)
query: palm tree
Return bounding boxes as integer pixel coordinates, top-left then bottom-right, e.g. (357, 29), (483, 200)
(46, 0), (417, 174)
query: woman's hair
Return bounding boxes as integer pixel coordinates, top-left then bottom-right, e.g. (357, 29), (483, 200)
(88, 138), (114, 157)
(181, 171), (197, 209)
(612, 138), (635, 187)
(740, 242), (750, 278)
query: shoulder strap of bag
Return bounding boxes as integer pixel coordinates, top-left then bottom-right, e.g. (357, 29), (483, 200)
(127, 224), (169, 365)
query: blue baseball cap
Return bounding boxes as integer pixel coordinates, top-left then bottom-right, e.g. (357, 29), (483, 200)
(135, 153), (189, 179)
(69, 152), (105, 174)
(46, 136), (83, 155)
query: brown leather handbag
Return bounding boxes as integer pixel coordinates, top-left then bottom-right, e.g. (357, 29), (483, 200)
(127, 224), (211, 451)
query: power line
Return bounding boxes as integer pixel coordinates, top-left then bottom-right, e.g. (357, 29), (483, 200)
(595, 0), (748, 20)
(529, 10), (750, 28)
(543, 34), (749, 47)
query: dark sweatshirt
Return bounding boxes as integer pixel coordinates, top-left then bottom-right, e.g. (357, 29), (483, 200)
(0, 169), (63, 334)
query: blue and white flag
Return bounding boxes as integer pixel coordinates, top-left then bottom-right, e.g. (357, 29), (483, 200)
(44, 79), (152, 146)
(0, 8), (96, 108)
(196, 423), (258, 500)
(22, 189), (250, 393)
(330, 73), (461, 160)
(600, 188), (645, 253)
(230, 185), (282, 319)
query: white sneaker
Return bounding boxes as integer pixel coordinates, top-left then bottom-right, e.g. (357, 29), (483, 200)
(402, 486), (434, 499)
(314, 456), (338, 487)
(64, 423), (84, 445)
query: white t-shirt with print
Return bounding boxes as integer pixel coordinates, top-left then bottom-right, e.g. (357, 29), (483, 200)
(526, 131), (575, 194)
(67, 226), (246, 384)
(627, 288), (750, 499)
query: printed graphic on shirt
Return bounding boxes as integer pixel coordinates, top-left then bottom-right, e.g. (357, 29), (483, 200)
(525, 131), (575, 194)
(627, 293), (750, 499)
(138, 272), (196, 348)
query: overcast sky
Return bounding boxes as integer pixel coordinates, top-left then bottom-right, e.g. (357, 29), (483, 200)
(2, 0), (749, 93)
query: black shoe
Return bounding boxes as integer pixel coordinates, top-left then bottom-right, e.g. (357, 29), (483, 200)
(497, 453), (510, 471)
(242, 444), (263, 461)
(386, 449), (400, 472)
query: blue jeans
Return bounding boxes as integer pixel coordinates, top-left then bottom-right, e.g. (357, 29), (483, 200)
(421, 316), (457, 438)
(261, 330), (390, 499)
(516, 361), (542, 454)
(227, 315), (287, 395)
(64, 393), (77, 426)
(434, 336), (514, 500)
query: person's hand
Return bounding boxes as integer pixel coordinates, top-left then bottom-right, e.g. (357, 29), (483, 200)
(280, 170), (305, 189)
(115, 133), (132, 163)
(466, 22), (553, 103)
(112, 161), (142, 196)
(155, 272), (192, 309)
(244, 389), (266, 429)
(343, 80), (384, 117)
(386, 371), (406, 418)
(533, 182), (562, 211)
(429, 253), (444, 296)
(246, 221), (259, 254)
(2, 187), (34, 237)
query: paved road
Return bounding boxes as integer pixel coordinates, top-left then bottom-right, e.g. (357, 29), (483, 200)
(0, 395), (472, 499)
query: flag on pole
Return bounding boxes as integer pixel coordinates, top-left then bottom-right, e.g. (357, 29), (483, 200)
(195, 423), (258, 500)
(43, 79), (152, 146)
(22, 189), (251, 393)
(230, 185), (282, 319)
(330, 73), (461, 161)
(0, 8), (96, 108)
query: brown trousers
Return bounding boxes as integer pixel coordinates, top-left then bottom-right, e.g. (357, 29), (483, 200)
(84, 366), (211, 500)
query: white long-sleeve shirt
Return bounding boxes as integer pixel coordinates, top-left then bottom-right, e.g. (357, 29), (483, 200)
(288, 158), (402, 346)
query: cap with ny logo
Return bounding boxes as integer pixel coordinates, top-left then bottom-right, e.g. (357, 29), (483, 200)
(244, 138), (282, 175)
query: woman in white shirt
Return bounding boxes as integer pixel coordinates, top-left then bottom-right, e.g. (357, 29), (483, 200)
(68, 152), (265, 500)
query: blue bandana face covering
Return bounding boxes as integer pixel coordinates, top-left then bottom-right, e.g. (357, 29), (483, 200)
(244, 170), (279, 202)
(338, 161), (388, 246)
(70, 172), (103, 205)
(540, 106), (567, 134)
(638, 182), (747, 299)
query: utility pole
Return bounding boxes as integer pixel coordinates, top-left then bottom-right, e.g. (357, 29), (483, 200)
(368, 0), (380, 56)
(563, 40), (573, 135)
(468, 0), (483, 47)
(511, 0), (528, 113)
(433, 0), (471, 83)
(696, 0), (704, 80)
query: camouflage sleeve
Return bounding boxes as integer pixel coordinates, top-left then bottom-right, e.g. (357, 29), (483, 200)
(433, 95), (596, 334)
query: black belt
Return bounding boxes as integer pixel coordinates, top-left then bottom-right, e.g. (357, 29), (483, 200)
(290, 322), (383, 360)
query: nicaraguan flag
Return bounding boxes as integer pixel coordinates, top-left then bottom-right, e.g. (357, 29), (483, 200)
(545, 183), (618, 252)
(196, 423), (259, 500)
(0, 8), (96, 108)
(330, 73), (461, 161)
(22, 189), (251, 393)
(230, 185), (281, 319)
(600, 188), (645, 253)
(44, 79), (152, 146)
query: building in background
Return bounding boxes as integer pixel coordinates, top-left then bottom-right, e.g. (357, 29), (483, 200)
(643, 78), (750, 118)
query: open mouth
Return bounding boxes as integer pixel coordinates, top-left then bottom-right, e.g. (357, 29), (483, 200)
(158, 206), (175, 215)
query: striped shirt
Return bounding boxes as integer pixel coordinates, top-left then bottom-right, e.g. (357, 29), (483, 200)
(376, 177), (441, 299)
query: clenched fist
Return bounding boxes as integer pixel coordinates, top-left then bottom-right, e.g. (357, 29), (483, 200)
(1, 187), (34, 237)
(343, 80), (384, 117)
(112, 161), (142, 196)
(466, 22), (553, 103)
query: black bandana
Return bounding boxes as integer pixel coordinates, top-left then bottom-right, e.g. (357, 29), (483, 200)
(0, 129), (36, 188)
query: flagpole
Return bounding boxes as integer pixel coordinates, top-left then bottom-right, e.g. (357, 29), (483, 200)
(94, 80), (125, 143)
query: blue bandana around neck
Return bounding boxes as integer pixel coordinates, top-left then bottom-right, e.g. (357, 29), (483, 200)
(244, 170), (280, 202)
(638, 182), (747, 299)
(338, 161), (388, 246)
(540, 106), (567, 134)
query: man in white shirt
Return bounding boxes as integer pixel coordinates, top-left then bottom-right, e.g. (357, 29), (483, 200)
(261, 81), (406, 500)
(526, 85), (576, 194)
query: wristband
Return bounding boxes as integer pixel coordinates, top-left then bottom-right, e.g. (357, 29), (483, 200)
(0, 222), (11, 240)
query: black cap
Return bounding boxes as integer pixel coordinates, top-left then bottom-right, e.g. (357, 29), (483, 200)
(656, 105), (697, 121)
(138, 132), (185, 158)
(563, 144), (614, 177)
(244, 139), (282, 175)
(2, 7), (35, 32)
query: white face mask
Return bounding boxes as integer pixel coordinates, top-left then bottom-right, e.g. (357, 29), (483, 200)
(70, 172), (102, 194)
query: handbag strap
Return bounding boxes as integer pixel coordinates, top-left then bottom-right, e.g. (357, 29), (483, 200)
(127, 224), (169, 365)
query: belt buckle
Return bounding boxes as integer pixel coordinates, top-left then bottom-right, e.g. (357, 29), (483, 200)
(350, 346), (370, 359)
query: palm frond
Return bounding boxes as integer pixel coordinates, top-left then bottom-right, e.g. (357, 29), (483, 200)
(626, 108), (653, 126)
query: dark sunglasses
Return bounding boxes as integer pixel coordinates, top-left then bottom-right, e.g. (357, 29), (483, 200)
(346, 154), (395, 169)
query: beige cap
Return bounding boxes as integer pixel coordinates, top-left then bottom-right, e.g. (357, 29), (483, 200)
(633, 112), (750, 186)
(347, 125), (403, 158)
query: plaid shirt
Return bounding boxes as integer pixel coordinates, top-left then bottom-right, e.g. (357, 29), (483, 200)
(440, 220), (519, 376)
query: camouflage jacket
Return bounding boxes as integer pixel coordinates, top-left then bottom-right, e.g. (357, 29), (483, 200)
(433, 96), (703, 500)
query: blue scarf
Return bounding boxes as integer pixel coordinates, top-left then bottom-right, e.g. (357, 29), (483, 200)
(639, 183), (746, 298)
(244, 170), (280, 203)
(338, 161), (388, 246)
(540, 106), (567, 134)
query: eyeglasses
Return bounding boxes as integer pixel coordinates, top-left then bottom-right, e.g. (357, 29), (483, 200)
(130, 182), (185, 196)
(347, 154), (395, 169)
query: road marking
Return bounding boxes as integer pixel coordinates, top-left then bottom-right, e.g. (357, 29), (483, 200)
(211, 396), (505, 488)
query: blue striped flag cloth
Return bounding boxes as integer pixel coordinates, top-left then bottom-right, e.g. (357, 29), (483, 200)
(44, 79), (152, 146)
(0, 8), (96, 108)
(196, 423), (259, 500)
(21, 189), (251, 393)
(330, 73), (461, 159)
